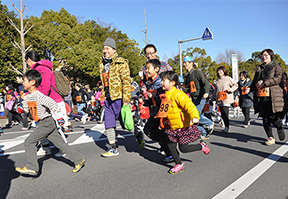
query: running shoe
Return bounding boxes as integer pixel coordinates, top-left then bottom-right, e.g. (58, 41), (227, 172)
(37, 147), (52, 156)
(169, 163), (185, 174)
(55, 150), (66, 157)
(101, 148), (119, 157)
(20, 127), (29, 131)
(15, 166), (38, 176)
(81, 114), (88, 124)
(162, 156), (174, 163)
(265, 137), (275, 145)
(136, 131), (145, 149)
(199, 139), (210, 155)
(222, 127), (229, 133)
(73, 158), (86, 173)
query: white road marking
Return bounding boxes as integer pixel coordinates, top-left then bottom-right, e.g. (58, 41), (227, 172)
(212, 142), (288, 199)
(0, 134), (29, 152)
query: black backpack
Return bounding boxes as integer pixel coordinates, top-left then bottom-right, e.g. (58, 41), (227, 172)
(51, 70), (70, 97)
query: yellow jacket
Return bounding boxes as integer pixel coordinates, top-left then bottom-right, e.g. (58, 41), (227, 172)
(165, 86), (200, 130)
(99, 53), (131, 102)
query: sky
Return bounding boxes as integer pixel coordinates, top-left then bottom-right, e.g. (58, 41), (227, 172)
(3, 0), (288, 64)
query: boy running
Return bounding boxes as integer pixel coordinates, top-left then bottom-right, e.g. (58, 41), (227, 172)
(15, 70), (85, 176)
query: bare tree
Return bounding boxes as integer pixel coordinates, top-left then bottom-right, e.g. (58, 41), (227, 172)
(7, 0), (34, 74)
(216, 49), (245, 65)
(141, 8), (150, 46)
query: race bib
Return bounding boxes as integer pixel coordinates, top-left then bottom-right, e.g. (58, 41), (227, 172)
(20, 91), (24, 97)
(76, 96), (82, 102)
(102, 72), (109, 88)
(148, 89), (157, 106)
(131, 85), (135, 92)
(241, 86), (248, 95)
(155, 98), (171, 118)
(189, 81), (196, 93)
(27, 101), (40, 121)
(91, 100), (96, 107)
(6, 94), (11, 101)
(257, 87), (270, 97)
(218, 91), (228, 101)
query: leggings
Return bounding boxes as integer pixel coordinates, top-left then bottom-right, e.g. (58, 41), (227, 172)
(168, 142), (202, 164)
(219, 106), (230, 128)
(262, 114), (282, 138)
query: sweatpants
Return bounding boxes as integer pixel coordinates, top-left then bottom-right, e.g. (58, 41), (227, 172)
(24, 116), (84, 171)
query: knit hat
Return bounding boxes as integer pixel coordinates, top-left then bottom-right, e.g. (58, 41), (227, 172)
(103, 37), (116, 50)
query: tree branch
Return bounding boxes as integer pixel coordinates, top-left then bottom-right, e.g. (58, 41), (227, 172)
(6, 62), (23, 75)
(24, 23), (34, 35)
(9, 0), (20, 14)
(25, 45), (32, 52)
(7, 16), (20, 34)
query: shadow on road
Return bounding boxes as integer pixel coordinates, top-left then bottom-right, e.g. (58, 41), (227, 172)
(0, 146), (20, 199)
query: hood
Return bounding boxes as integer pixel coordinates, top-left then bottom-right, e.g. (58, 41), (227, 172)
(31, 59), (53, 70)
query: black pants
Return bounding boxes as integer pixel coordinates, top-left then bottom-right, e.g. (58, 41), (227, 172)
(5, 110), (22, 125)
(168, 142), (202, 164)
(144, 117), (171, 156)
(219, 106), (229, 127)
(241, 107), (250, 125)
(262, 114), (283, 138)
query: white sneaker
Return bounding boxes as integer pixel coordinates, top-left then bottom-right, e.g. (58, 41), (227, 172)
(31, 121), (37, 128)
(81, 114), (88, 124)
(55, 150), (66, 157)
(37, 147), (51, 156)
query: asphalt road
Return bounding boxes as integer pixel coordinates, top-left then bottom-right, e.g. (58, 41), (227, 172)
(1, 112), (288, 199)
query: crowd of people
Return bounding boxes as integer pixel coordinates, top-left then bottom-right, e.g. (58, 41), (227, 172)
(1, 37), (287, 176)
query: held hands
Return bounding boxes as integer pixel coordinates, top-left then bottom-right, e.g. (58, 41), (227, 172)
(57, 118), (65, 126)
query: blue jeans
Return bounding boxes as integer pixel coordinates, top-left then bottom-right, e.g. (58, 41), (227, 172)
(193, 99), (213, 136)
(77, 103), (86, 115)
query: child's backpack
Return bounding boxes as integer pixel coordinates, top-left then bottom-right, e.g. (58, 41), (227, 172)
(51, 70), (70, 97)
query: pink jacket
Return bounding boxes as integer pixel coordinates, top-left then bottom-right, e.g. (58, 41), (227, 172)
(31, 60), (62, 103)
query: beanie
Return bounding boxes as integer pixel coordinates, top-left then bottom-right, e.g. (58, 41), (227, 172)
(103, 37), (116, 50)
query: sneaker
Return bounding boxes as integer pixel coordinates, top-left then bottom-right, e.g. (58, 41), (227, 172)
(265, 137), (275, 145)
(15, 166), (38, 176)
(72, 158), (86, 173)
(101, 147), (119, 157)
(55, 150), (66, 157)
(162, 156), (174, 163)
(31, 121), (37, 128)
(248, 121), (251, 126)
(136, 131), (145, 149)
(37, 147), (52, 156)
(169, 163), (185, 174)
(20, 127), (29, 131)
(157, 149), (166, 155)
(207, 122), (214, 134)
(75, 118), (81, 122)
(277, 128), (285, 141)
(222, 127), (229, 133)
(81, 114), (88, 124)
(199, 139), (210, 155)
(0, 128), (3, 133)
(243, 125), (248, 128)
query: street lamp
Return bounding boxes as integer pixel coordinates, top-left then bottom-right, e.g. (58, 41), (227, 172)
(178, 27), (213, 82)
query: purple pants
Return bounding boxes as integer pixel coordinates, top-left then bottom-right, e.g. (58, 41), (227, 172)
(104, 98), (124, 129)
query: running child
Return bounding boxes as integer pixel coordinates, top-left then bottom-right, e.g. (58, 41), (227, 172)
(15, 70), (85, 176)
(158, 71), (210, 174)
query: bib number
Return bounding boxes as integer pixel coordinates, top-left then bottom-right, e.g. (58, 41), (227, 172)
(189, 81), (196, 93)
(241, 86), (248, 95)
(102, 72), (109, 88)
(218, 91), (228, 101)
(27, 101), (40, 121)
(76, 96), (82, 102)
(257, 87), (270, 97)
(155, 98), (171, 118)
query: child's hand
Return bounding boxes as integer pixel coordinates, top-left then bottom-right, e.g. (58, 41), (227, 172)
(147, 92), (153, 98)
(192, 118), (199, 124)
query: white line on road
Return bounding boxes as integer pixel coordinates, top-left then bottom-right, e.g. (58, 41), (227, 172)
(212, 142), (288, 199)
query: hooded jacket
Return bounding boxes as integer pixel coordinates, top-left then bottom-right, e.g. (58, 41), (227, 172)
(31, 60), (62, 103)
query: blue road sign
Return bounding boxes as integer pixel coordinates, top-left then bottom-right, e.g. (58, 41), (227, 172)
(202, 27), (213, 40)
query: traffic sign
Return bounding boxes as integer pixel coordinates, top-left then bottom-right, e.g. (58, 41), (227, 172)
(202, 27), (213, 40)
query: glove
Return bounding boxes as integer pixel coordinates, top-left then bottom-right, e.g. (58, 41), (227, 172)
(57, 118), (65, 126)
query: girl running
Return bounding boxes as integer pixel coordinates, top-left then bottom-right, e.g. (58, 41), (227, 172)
(157, 71), (210, 174)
